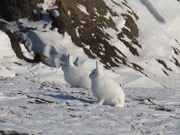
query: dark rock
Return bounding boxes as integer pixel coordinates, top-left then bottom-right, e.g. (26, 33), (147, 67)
(50, 0), (134, 68)
(0, 0), (146, 73)
(117, 13), (141, 56)
(0, 21), (7, 30)
(0, 130), (29, 135)
(0, 0), (41, 21)
(156, 59), (173, 71)
(172, 57), (180, 67)
(6, 31), (40, 63)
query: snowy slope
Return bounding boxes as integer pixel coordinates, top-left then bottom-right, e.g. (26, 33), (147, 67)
(128, 0), (180, 87)
(1, 0), (179, 87)
(102, 0), (180, 87)
(0, 67), (180, 135)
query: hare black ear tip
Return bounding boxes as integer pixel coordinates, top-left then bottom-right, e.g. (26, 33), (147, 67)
(96, 61), (99, 68)
(96, 61), (100, 65)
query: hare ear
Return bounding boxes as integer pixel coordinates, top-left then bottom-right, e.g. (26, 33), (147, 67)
(96, 61), (103, 75)
(67, 54), (74, 66)
(96, 61), (102, 69)
(96, 61), (99, 69)
(74, 57), (79, 66)
(67, 54), (70, 61)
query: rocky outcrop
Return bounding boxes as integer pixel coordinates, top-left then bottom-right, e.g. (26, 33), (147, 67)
(6, 31), (41, 63)
(0, 0), (146, 73)
(50, 0), (142, 69)
(2, 0), (178, 78)
(0, 0), (41, 21)
(0, 130), (28, 135)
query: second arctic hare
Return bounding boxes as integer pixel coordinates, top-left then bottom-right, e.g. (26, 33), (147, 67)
(62, 54), (91, 90)
(89, 62), (125, 108)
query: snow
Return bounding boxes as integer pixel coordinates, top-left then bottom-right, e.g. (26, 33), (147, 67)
(37, 0), (57, 11)
(51, 9), (59, 17)
(26, 30), (67, 56)
(0, 31), (16, 60)
(0, 31), (16, 77)
(0, 75), (179, 135)
(77, 4), (89, 15)
(0, 32), (179, 134)
(0, 0), (180, 134)
(140, 0), (165, 23)
(103, 0), (180, 87)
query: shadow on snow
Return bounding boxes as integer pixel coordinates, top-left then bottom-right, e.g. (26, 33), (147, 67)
(43, 93), (93, 104)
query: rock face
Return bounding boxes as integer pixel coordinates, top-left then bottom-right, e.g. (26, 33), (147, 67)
(0, 0), (141, 69)
(53, 0), (122, 66)
(0, 0), (41, 21)
(50, 0), (143, 70)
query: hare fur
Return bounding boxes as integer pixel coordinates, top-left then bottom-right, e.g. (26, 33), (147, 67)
(62, 54), (91, 90)
(89, 62), (125, 107)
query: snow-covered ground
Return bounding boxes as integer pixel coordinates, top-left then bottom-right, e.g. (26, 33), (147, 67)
(0, 0), (180, 134)
(0, 65), (180, 135)
(0, 30), (180, 134)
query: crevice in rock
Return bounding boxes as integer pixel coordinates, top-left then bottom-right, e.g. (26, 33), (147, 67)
(171, 57), (180, 67)
(156, 59), (173, 71)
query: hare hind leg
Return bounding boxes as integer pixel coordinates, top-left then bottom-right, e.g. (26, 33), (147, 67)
(112, 98), (124, 108)
(115, 103), (124, 108)
(97, 98), (105, 105)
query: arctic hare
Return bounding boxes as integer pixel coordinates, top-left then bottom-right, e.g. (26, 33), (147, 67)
(89, 62), (125, 108)
(62, 54), (91, 90)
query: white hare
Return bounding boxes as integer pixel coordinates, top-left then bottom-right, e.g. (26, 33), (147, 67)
(89, 61), (125, 108)
(62, 54), (91, 90)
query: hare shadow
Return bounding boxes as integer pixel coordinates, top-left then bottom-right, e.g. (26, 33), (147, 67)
(44, 94), (93, 104)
